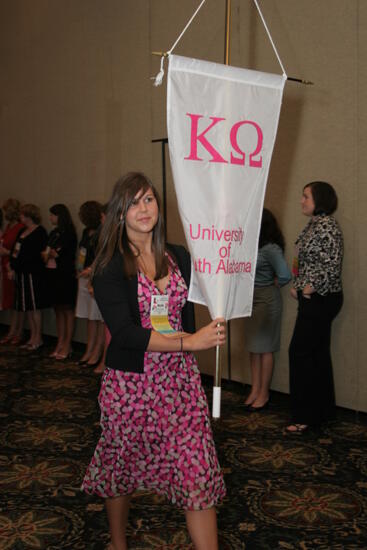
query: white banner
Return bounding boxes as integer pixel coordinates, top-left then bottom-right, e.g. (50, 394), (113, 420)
(167, 55), (286, 320)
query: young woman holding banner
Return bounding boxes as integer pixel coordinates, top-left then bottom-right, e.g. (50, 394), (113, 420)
(82, 172), (226, 550)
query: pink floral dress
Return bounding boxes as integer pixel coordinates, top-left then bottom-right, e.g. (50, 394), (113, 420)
(82, 260), (226, 510)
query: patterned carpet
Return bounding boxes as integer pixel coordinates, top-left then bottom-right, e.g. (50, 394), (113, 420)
(1, 333), (367, 549)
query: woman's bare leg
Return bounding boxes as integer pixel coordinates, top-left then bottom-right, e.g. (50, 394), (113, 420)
(57, 308), (74, 356)
(87, 320), (105, 364)
(94, 332), (108, 373)
(33, 310), (42, 345)
(105, 495), (131, 550)
(15, 311), (25, 338)
(26, 311), (36, 345)
(80, 319), (97, 361)
(53, 309), (64, 353)
(185, 507), (218, 550)
(8, 309), (18, 337)
(251, 352), (274, 408)
(64, 309), (74, 353)
(245, 352), (261, 405)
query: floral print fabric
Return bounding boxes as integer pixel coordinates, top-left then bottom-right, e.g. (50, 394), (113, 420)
(293, 214), (343, 295)
(82, 259), (226, 510)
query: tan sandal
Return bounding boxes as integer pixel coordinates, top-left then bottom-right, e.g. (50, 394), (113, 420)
(285, 423), (309, 435)
(0, 335), (13, 344)
(94, 363), (106, 374)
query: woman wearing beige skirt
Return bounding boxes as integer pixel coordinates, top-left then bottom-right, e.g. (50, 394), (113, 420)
(244, 209), (291, 411)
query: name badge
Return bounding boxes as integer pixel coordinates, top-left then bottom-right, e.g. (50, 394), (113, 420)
(46, 258), (57, 269)
(77, 247), (87, 271)
(12, 241), (21, 259)
(150, 295), (175, 334)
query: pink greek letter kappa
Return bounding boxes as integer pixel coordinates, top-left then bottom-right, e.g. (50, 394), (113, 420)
(184, 114), (228, 163)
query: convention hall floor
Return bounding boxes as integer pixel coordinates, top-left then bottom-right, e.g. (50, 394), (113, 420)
(1, 330), (366, 549)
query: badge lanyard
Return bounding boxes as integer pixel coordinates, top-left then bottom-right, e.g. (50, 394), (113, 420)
(77, 247), (87, 272)
(150, 295), (176, 334)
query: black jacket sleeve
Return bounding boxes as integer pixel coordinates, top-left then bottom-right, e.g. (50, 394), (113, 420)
(93, 253), (152, 352)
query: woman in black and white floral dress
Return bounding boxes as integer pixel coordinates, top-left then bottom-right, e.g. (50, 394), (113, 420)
(286, 181), (343, 434)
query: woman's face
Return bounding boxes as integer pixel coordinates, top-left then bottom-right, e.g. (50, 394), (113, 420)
(49, 213), (58, 226)
(301, 186), (315, 217)
(20, 213), (32, 227)
(124, 188), (159, 239)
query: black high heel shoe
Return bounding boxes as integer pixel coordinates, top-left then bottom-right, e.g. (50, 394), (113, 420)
(248, 400), (269, 412)
(55, 350), (73, 361)
(27, 342), (44, 352)
(85, 354), (103, 367)
(76, 358), (90, 365)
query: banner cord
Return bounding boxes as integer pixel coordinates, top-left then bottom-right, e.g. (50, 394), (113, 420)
(152, 0), (287, 85)
(252, 0), (287, 76)
(152, 0), (206, 86)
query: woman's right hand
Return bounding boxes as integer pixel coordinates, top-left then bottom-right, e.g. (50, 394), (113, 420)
(41, 250), (49, 263)
(78, 267), (91, 279)
(185, 318), (226, 351)
(290, 287), (298, 300)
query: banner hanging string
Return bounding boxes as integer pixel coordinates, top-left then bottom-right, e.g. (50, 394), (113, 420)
(152, 0), (206, 86)
(152, 0), (313, 85)
(252, 0), (286, 76)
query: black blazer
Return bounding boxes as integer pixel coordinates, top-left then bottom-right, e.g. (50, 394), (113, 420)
(93, 243), (195, 373)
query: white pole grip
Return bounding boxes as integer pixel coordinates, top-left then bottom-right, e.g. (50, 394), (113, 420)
(212, 386), (221, 418)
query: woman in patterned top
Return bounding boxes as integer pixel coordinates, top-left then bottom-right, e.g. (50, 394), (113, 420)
(286, 181), (343, 434)
(82, 172), (226, 550)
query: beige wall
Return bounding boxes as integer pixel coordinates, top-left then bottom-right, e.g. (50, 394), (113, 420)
(0, 1), (365, 412)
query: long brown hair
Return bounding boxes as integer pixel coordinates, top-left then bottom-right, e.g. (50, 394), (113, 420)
(259, 208), (285, 251)
(92, 172), (168, 280)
